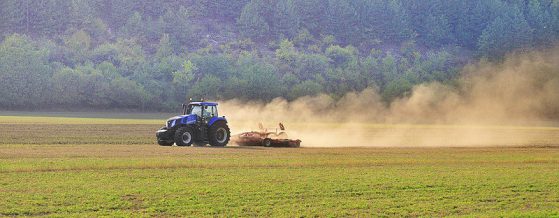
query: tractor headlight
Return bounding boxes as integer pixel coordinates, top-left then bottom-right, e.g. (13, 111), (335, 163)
(167, 119), (176, 128)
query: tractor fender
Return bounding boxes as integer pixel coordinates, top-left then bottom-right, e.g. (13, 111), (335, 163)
(208, 117), (227, 126)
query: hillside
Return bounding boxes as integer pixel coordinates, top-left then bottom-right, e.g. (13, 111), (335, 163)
(1, 0), (558, 111)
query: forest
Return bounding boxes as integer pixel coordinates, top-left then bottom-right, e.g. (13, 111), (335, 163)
(1, 0), (558, 111)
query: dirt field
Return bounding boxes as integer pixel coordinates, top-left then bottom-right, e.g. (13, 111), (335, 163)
(1, 114), (558, 216)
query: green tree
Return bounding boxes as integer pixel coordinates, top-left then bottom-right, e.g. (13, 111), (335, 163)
(294, 54), (329, 81)
(454, 0), (504, 48)
(422, 14), (453, 47)
(109, 77), (146, 108)
(173, 60), (196, 99)
(289, 80), (323, 99)
(68, 0), (96, 30)
(188, 75), (223, 99)
(229, 54), (282, 100)
(275, 39), (299, 66)
(325, 45), (357, 68)
(402, 0), (453, 46)
(144, 16), (165, 43)
(271, 0), (299, 39)
(103, 0), (135, 29)
(155, 34), (173, 60)
(96, 61), (120, 80)
(0, 0), (30, 34)
(382, 77), (413, 100)
(525, 0), (554, 46)
(326, 0), (358, 44)
(354, 0), (413, 44)
(50, 67), (83, 106)
(478, 6), (533, 57)
(0, 34), (53, 109)
(113, 38), (145, 77)
(77, 68), (111, 107)
(121, 12), (143, 37)
(28, 0), (71, 36)
(191, 54), (233, 79)
(380, 0), (414, 43)
(238, 1), (270, 41)
(64, 30), (92, 65)
(162, 6), (198, 49)
(293, 0), (326, 34)
(202, 0), (250, 20)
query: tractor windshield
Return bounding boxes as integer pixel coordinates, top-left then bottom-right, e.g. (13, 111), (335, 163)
(187, 105), (203, 117)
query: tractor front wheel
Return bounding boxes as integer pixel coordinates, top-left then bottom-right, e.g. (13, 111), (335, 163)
(175, 126), (195, 146)
(209, 122), (230, 147)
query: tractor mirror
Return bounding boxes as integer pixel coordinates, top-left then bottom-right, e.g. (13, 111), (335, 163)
(279, 123), (285, 131)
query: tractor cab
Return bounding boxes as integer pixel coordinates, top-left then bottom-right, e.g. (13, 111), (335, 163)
(182, 102), (218, 122)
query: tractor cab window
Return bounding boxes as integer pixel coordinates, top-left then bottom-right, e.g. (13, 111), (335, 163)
(188, 105), (203, 117)
(203, 106), (218, 119)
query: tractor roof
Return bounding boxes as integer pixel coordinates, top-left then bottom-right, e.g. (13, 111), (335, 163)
(189, 102), (218, 106)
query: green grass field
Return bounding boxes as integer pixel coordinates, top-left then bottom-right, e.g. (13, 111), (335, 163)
(1, 114), (559, 217)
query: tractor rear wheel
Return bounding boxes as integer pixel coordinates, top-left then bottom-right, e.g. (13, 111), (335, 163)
(175, 126), (195, 146)
(209, 121), (230, 147)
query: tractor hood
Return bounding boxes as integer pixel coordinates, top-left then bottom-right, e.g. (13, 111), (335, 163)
(166, 114), (197, 128)
(168, 115), (189, 121)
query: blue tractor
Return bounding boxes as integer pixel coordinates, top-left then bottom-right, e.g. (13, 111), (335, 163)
(156, 101), (230, 147)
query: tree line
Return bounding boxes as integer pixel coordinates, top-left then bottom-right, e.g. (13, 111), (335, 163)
(0, 0), (558, 111)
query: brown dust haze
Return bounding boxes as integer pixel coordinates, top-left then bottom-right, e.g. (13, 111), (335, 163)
(220, 47), (559, 147)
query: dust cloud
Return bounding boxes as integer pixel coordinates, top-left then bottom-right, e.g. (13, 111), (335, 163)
(220, 47), (559, 147)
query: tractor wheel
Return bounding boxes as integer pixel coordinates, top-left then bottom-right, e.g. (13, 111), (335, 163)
(157, 140), (173, 146)
(208, 121), (230, 147)
(175, 126), (195, 146)
(262, 138), (272, 147)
